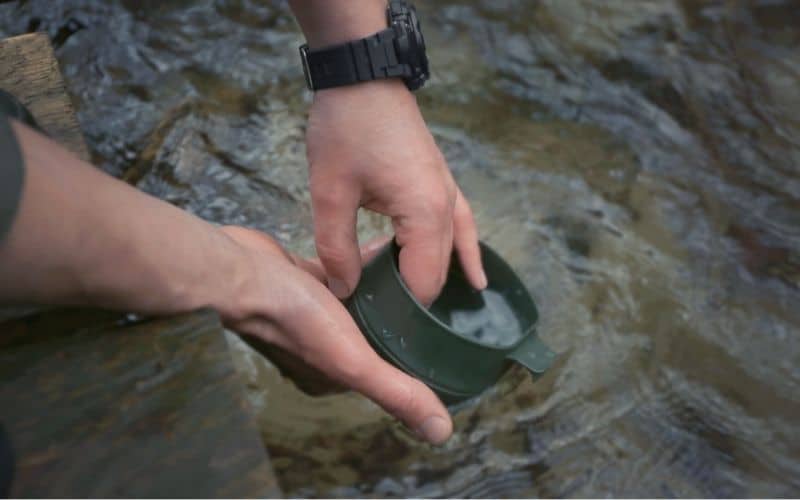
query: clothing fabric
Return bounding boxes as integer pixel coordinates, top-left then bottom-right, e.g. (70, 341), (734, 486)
(0, 113), (25, 243)
(0, 423), (12, 497)
(0, 91), (33, 494)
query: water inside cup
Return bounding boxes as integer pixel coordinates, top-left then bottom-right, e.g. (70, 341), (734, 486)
(443, 289), (524, 347)
(429, 271), (526, 348)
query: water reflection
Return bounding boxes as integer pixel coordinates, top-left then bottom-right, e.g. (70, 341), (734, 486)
(1, 0), (798, 496)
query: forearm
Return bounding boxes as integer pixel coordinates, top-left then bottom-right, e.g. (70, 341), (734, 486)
(0, 121), (245, 315)
(288, 0), (388, 48)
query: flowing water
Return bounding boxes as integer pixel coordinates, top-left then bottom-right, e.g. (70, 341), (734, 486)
(2, 0), (799, 497)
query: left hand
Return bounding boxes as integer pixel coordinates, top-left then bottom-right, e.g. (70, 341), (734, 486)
(217, 226), (454, 444)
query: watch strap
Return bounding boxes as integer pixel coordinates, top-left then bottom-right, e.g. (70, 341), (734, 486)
(300, 28), (411, 91)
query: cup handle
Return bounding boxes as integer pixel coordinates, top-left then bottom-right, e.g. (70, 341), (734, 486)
(506, 333), (556, 376)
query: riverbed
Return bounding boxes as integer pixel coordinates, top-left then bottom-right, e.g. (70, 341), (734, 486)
(1, 0), (798, 496)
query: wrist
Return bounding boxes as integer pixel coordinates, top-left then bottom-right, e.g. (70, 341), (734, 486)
(174, 227), (254, 321)
(75, 221), (249, 318)
(313, 78), (414, 106)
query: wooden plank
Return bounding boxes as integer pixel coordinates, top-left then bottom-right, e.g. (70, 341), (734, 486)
(0, 308), (281, 498)
(0, 32), (89, 161)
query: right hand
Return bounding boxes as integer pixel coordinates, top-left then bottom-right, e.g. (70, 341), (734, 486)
(217, 226), (453, 445)
(304, 80), (487, 305)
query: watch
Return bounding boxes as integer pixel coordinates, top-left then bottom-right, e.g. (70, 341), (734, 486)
(299, 0), (430, 92)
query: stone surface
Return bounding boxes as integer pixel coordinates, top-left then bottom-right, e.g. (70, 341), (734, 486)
(0, 308), (280, 498)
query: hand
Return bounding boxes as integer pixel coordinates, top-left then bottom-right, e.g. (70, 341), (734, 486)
(305, 79), (487, 304)
(0, 122), (452, 444)
(218, 226), (453, 444)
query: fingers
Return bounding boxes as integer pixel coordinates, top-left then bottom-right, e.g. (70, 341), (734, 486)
(393, 188), (455, 306)
(310, 180), (362, 299)
(352, 357), (453, 444)
(394, 224), (449, 306)
(296, 234), (392, 283)
(453, 190), (487, 290)
(221, 226), (453, 443)
(273, 275), (453, 444)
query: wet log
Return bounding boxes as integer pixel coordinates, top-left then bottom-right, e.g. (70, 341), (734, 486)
(0, 32), (89, 161)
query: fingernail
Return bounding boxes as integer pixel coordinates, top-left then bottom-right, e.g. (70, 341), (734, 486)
(328, 278), (350, 299)
(479, 269), (489, 289)
(418, 416), (451, 445)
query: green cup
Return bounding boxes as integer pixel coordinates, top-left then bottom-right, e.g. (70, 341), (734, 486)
(346, 240), (555, 404)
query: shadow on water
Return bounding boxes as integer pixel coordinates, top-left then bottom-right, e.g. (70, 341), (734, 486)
(1, 0), (798, 497)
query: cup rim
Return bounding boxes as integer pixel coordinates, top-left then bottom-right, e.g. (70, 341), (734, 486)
(385, 240), (537, 351)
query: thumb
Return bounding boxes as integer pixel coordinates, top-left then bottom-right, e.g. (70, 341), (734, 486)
(311, 181), (362, 298)
(355, 359), (454, 445)
(276, 275), (454, 444)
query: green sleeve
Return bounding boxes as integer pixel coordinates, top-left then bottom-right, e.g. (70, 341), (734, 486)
(0, 115), (25, 242)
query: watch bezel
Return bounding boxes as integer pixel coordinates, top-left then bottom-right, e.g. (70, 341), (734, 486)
(388, 1), (429, 90)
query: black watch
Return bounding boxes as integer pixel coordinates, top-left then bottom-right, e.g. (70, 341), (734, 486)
(299, 0), (430, 91)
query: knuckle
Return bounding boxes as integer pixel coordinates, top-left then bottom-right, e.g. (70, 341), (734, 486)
(424, 189), (454, 219)
(310, 182), (340, 210)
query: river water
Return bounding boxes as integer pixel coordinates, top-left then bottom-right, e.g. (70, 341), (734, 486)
(1, 0), (799, 497)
